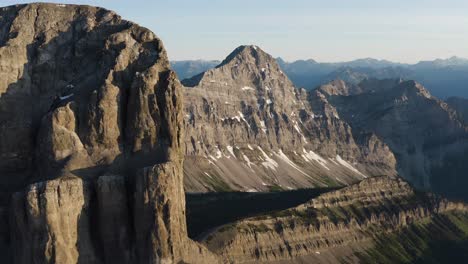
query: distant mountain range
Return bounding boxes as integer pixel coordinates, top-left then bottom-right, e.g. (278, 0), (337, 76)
(172, 56), (468, 99)
(171, 60), (220, 80)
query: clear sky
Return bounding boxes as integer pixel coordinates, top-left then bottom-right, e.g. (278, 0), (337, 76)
(3, 0), (468, 63)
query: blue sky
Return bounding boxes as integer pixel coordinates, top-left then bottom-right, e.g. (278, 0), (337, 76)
(3, 0), (468, 63)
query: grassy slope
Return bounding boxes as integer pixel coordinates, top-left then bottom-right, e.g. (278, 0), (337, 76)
(357, 212), (468, 264)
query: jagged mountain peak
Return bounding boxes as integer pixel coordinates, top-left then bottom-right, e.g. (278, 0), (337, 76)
(394, 80), (432, 99)
(219, 45), (266, 63)
(182, 45), (291, 89)
(216, 45), (283, 75)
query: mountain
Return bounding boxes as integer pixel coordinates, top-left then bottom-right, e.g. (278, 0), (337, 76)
(0, 3), (217, 263)
(173, 56), (468, 99)
(199, 176), (468, 263)
(447, 96), (468, 124)
(171, 59), (220, 80)
(279, 57), (468, 99)
(415, 56), (468, 69)
(322, 66), (413, 85)
(318, 79), (468, 200)
(182, 45), (396, 192)
(180, 46), (468, 201)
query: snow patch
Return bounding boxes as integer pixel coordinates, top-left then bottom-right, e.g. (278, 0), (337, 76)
(258, 146), (278, 171)
(302, 149), (330, 170)
(293, 121), (307, 143)
(238, 111), (251, 128)
(261, 67), (266, 72)
(242, 86), (255, 91)
(335, 155), (367, 178)
(259, 120), (267, 133)
(60, 94), (74, 100)
(266, 99), (272, 105)
(215, 147), (222, 159)
(276, 150), (310, 177)
(243, 154), (254, 168)
(226, 146), (236, 158)
(247, 144), (254, 150)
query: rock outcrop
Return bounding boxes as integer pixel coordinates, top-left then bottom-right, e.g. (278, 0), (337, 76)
(0, 3), (217, 263)
(182, 46), (396, 192)
(201, 176), (468, 263)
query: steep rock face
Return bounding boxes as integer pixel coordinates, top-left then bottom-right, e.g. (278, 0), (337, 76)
(317, 79), (468, 200)
(201, 177), (468, 263)
(182, 46), (396, 192)
(447, 96), (468, 124)
(0, 3), (217, 263)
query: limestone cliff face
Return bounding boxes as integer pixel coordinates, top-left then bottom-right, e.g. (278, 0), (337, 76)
(182, 46), (396, 192)
(0, 3), (217, 263)
(317, 79), (468, 200)
(201, 177), (468, 263)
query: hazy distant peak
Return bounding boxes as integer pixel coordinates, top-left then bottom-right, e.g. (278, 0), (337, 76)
(416, 56), (468, 68)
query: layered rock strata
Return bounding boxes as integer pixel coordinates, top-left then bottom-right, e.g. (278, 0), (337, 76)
(201, 177), (468, 263)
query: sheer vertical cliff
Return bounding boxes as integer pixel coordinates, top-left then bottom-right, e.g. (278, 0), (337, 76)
(0, 3), (217, 263)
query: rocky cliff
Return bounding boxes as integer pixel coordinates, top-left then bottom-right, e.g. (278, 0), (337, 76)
(201, 176), (468, 263)
(182, 46), (396, 192)
(316, 79), (468, 200)
(447, 96), (468, 124)
(0, 3), (217, 263)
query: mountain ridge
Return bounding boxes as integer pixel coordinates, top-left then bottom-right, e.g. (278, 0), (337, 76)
(174, 53), (468, 98)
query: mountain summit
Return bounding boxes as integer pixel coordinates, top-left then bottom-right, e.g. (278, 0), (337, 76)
(183, 45), (291, 89)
